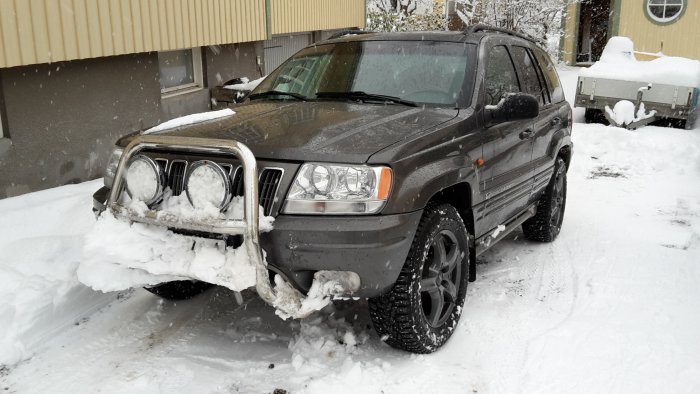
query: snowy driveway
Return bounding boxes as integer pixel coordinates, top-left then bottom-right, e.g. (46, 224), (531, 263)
(1, 69), (700, 393)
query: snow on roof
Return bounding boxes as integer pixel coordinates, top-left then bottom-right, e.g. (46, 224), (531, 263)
(143, 108), (236, 134)
(580, 36), (700, 88)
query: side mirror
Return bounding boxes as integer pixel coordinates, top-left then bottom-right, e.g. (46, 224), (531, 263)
(486, 93), (539, 126)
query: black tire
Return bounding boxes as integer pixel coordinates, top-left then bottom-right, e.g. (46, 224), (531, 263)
(522, 157), (567, 242)
(144, 280), (213, 300)
(584, 108), (608, 125)
(369, 203), (470, 353)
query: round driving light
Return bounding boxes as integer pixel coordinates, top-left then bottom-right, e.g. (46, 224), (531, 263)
(312, 166), (333, 194)
(185, 161), (232, 211)
(125, 155), (163, 206)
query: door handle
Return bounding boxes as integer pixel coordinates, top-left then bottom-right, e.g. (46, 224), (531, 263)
(551, 117), (561, 126)
(519, 130), (534, 140)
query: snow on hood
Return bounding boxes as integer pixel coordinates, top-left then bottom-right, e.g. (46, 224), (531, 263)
(143, 108), (236, 134)
(580, 36), (700, 87)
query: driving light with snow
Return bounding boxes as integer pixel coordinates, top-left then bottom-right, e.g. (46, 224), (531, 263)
(125, 155), (163, 206)
(185, 161), (232, 211)
(284, 163), (392, 214)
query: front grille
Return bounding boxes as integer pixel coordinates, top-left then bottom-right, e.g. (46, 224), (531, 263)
(157, 158), (283, 216)
(259, 169), (283, 216)
(168, 161), (187, 195)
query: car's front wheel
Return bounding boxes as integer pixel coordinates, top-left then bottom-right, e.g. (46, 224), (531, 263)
(144, 280), (213, 300)
(369, 203), (469, 353)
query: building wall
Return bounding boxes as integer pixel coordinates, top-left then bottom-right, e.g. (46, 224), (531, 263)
(270, 0), (365, 34)
(0, 53), (161, 198)
(0, 0), (268, 68)
(160, 42), (260, 120)
(618, 0), (700, 59)
(561, 0), (699, 64)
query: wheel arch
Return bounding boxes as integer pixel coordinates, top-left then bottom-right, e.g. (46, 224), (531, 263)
(424, 181), (477, 282)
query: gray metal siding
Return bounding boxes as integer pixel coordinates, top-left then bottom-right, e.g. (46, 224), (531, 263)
(263, 34), (312, 74)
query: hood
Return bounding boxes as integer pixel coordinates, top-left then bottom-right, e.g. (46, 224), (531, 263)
(140, 101), (458, 163)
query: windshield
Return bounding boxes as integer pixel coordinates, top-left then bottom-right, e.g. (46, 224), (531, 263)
(253, 41), (476, 107)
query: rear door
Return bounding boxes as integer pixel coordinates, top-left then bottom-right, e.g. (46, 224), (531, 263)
(529, 47), (569, 197)
(479, 42), (536, 233)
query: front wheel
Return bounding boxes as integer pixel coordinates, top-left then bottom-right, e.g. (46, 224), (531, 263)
(144, 280), (213, 300)
(369, 203), (470, 353)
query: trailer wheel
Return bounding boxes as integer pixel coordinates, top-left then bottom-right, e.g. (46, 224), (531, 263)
(584, 108), (608, 125)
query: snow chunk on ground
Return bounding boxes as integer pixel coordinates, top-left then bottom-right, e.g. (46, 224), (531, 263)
(272, 271), (361, 320)
(580, 36), (700, 87)
(143, 108), (235, 134)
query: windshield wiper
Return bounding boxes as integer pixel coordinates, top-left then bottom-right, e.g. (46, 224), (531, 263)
(316, 91), (418, 107)
(248, 90), (309, 101)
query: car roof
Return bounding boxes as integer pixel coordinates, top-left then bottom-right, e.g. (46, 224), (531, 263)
(323, 30), (482, 45)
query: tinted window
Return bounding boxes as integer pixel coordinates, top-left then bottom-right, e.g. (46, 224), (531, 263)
(255, 41), (476, 107)
(532, 48), (565, 103)
(511, 46), (547, 105)
(484, 45), (520, 106)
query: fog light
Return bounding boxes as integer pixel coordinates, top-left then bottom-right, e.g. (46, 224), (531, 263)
(185, 161), (232, 211)
(125, 155), (163, 205)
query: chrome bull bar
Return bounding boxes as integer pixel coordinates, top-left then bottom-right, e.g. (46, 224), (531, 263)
(107, 135), (278, 306)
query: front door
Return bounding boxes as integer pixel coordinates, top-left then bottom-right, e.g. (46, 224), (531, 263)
(479, 44), (536, 234)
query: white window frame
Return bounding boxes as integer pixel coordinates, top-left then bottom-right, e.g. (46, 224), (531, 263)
(646, 0), (684, 24)
(159, 48), (204, 97)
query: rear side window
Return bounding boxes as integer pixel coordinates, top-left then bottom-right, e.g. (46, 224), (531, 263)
(532, 48), (564, 103)
(511, 46), (548, 106)
(484, 46), (521, 106)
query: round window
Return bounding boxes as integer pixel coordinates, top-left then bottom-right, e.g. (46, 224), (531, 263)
(646, 0), (684, 24)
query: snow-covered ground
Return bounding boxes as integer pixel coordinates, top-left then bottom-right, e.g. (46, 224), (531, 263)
(1, 68), (700, 393)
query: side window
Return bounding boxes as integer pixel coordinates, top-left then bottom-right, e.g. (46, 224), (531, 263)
(532, 48), (565, 103)
(484, 45), (521, 106)
(511, 46), (547, 106)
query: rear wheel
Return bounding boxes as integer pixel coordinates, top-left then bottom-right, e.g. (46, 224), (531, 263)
(369, 203), (469, 353)
(144, 280), (213, 300)
(522, 157), (567, 242)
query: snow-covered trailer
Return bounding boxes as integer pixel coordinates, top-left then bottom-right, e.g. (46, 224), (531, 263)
(573, 37), (700, 130)
(575, 76), (699, 129)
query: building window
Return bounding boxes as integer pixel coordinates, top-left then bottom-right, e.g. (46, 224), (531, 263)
(646, 0), (684, 24)
(158, 49), (203, 95)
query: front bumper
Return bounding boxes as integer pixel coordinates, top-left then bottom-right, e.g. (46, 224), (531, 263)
(93, 186), (420, 298)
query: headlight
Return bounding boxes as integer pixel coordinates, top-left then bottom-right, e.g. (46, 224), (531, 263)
(125, 155), (164, 206)
(104, 147), (124, 187)
(185, 161), (232, 211)
(283, 163), (392, 214)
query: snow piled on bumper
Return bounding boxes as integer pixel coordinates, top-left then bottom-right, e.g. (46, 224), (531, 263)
(78, 212), (257, 293)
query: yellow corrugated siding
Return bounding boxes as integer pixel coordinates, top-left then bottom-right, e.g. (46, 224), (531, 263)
(618, 0), (700, 60)
(0, 0), (267, 68)
(561, 0), (700, 64)
(271, 0), (365, 35)
(561, 2), (578, 65)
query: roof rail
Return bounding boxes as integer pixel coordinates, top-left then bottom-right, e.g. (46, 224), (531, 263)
(465, 24), (537, 44)
(326, 29), (374, 40)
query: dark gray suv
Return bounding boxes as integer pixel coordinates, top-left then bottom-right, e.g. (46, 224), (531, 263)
(94, 25), (573, 353)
